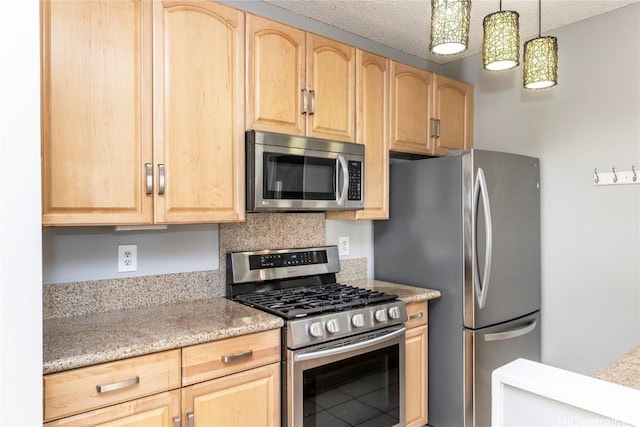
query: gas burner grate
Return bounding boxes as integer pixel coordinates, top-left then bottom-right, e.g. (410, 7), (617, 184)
(235, 283), (398, 319)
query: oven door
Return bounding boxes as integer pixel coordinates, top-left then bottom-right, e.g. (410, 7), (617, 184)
(287, 326), (405, 427)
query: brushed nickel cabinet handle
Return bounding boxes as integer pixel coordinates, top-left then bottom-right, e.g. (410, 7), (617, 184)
(221, 349), (253, 363)
(158, 164), (165, 195)
(436, 119), (441, 138)
(408, 312), (424, 321)
(187, 412), (194, 427)
(309, 90), (316, 115)
(173, 415), (181, 427)
(145, 163), (153, 195)
(96, 376), (139, 393)
(301, 89), (308, 114)
(429, 118), (436, 138)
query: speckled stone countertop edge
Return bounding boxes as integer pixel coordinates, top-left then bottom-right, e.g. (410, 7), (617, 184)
(594, 347), (640, 390)
(43, 298), (284, 375)
(43, 281), (440, 375)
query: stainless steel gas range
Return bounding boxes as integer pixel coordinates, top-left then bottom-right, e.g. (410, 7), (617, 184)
(226, 245), (408, 427)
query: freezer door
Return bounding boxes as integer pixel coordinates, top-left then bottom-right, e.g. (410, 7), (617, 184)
(465, 311), (541, 427)
(464, 150), (541, 329)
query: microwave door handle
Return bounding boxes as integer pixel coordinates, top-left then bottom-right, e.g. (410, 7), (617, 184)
(336, 155), (349, 206)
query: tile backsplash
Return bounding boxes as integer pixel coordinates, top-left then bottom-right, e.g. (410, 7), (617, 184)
(43, 213), (367, 319)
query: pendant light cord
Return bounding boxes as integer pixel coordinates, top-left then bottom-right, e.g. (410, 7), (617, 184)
(538, 0), (542, 37)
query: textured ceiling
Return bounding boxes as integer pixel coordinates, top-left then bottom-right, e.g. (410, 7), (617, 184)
(262, 0), (640, 64)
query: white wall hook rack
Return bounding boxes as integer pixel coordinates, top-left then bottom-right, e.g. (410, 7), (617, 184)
(593, 166), (639, 186)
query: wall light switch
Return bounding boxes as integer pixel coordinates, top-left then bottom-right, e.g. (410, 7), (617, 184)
(338, 236), (349, 256)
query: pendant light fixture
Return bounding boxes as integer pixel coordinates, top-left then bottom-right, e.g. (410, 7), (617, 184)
(523, 0), (558, 89)
(482, 1), (520, 71)
(430, 0), (471, 55)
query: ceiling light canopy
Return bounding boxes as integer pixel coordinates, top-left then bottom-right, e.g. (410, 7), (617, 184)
(430, 0), (471, 56)
(482, 3), (520, 71)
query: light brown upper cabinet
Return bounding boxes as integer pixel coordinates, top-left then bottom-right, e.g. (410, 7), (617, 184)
(41, 0), (245, 226)
(390, 61), (474, 157)
(247, 14), (356, 142)
(327, 50), (389, 220)
(431, 74), (474, 156)
(389, 61), (434, 156)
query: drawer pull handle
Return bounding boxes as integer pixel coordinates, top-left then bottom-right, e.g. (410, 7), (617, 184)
(409, 312), (424, 320)
(96, 376), (139, 394)
(221, 350), (253, 363)
(187, 411), (194, 427)
(173, 415), (181, 427)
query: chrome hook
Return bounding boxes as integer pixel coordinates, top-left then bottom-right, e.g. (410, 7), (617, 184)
(594, 168), (599, 184)
(612, 167), (618, 183)
(633, 166), (637, 182)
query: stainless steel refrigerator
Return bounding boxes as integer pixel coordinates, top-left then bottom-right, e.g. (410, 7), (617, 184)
(374, 150), (541, 427)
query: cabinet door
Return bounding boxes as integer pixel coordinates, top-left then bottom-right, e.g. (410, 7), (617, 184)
(432, 74), (474, 156)
(307, 34), (356, 142)
(326, 50), (389, 221)
(153, 0), (245, 223)
(405, 302), (429, 427)
(389, 61), (434, 156)
(182, 363), (280, 427)
(44, 390), (180, 427)
(247, 14), (306, 136)
(405, 325), (428, 427)
(41, 0), (153, 226)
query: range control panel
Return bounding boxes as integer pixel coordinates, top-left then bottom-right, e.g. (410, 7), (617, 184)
(249, 249), (328, 270)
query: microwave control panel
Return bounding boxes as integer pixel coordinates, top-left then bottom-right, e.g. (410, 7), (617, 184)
(348, 161), (362, 201)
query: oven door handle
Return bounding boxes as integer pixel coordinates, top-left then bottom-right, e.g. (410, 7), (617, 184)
(293, 327), (405, 362)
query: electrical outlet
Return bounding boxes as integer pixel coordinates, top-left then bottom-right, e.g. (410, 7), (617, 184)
(338, 236), (350, 256)
(118, 244), (137, 273)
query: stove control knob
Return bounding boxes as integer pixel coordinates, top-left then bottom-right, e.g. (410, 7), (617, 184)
(375, 309), (388, 323)
(309, 322), (323, 338)
(388, 306), (401, 320)
(326, 318), (340, 334)
(352, 313), (365, 328)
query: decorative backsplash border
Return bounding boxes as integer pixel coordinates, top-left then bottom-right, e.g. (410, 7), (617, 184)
(43, 213), (368, 319)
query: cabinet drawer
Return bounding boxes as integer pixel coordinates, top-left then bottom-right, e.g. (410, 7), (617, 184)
(405, 302), (428, 329)
(182, 329), (281, 386)
(44, 389), (180, 427)
(44, 349), (181, 422)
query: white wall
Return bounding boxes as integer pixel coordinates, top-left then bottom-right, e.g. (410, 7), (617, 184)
(0, 2), (42, 424)
(42, 225), (219, 284)
(443, 4), (640, 374)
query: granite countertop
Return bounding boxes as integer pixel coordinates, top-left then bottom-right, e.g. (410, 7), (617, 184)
(43, 280), (441, 375)
(594, 347), (640, 390)
(43, 298), (283, 374)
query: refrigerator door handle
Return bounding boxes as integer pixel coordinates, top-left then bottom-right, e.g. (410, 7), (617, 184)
(473, 167), (493, 309)
(483, 319), (537, 342)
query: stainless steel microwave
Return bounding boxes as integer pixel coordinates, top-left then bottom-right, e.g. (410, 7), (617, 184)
(246, 130), (365, 212)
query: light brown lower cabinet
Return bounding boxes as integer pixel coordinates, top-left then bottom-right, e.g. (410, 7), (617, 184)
(181, 362), (280, 426)
(43, 330), (282, 427)
(43, 390), (181, 427)
(405, 302), (429, 427)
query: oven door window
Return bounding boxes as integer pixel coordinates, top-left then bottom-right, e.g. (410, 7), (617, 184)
(263, 152), (336, 200)
(302, 345), (400, 427)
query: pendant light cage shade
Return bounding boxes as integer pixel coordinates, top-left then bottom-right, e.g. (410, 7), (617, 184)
(430, 0), (471, 55)
(523, 36), (558, 89)
(482, 11), (520, 71)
